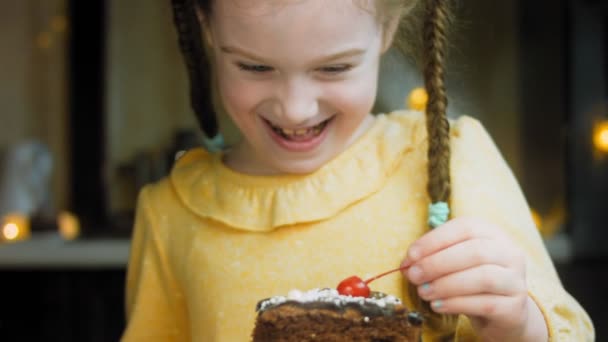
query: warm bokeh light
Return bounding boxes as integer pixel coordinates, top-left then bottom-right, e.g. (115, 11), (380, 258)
(58, 211), (80, 240)
(36, 31), (52, 49)
(1, 213), (31, 242)
(593, 120), (608, 153)
(2, 223), (19, 240)
(51, 15), (68, 33)
(530, 209), (543, 230)
(407, 87), (428, 111)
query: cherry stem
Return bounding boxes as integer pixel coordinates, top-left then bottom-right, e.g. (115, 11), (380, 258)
(364, 264), (410, 285)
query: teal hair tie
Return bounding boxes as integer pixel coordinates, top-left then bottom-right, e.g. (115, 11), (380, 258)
(203, 133), (225, 152)
(428, 202), (450, 228)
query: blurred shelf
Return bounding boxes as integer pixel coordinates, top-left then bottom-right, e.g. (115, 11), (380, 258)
(0, 232), (129, 269)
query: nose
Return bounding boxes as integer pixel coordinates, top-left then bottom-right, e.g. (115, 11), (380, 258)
(275, 77), (319, 126)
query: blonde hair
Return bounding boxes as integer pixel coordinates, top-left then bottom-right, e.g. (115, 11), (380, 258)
(170, 0), (456, 338)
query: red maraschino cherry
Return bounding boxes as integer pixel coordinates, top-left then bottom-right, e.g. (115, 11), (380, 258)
(337, 264), (410, 298)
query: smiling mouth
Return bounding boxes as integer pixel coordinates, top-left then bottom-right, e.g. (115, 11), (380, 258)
(263, 117), (334, 142)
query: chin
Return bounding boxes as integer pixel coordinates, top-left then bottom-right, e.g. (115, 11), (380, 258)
(271, 158), (327, 175)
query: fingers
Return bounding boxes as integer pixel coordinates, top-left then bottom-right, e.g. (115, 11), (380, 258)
(406, 217), (500, 262)
(426, 293), (528, 326)
(406, 238), (523, 285)
(401, 217), (533, 338)
(416, 264), (526, 301)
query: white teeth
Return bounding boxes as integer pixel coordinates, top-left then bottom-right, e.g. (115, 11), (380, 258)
(268, 118), (330, 138)
(280, 128), (308, 136)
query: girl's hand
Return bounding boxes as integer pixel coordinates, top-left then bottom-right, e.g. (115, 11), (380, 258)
(402, 217), (548, 341)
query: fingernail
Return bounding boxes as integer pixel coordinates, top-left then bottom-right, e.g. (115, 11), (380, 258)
(431, 300), (443, 311)
(408, 266), (422, 282)
(408, 247), (420, 261)
(420, 283), (431, 294)
(419, 283), (432, 299)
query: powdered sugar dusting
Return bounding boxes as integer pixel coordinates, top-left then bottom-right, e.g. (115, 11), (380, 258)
(257, 288), (402, 311)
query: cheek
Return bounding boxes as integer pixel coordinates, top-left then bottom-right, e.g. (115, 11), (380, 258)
(325, 74), (379, 118)
(217, 72), (263, 122)
(350, 63), (381, 109)
(350, 79), (378, 112)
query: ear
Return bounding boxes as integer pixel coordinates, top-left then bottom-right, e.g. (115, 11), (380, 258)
(381, 16), (401, 53)
(195, 4), (214, 46)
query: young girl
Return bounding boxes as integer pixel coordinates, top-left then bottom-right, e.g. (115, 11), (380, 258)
(122, 0), (594, 341)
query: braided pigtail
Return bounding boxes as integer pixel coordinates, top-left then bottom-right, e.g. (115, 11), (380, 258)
(407, 0), (459, 339)
(170, 0), (218, 138)
(423, 0), (451, 205)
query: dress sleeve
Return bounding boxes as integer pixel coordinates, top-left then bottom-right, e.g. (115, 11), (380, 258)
(121, 186), (190, 341)
(446, 116), (594, 341)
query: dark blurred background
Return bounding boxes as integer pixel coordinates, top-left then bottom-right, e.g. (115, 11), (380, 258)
(0, 0), (607, 341)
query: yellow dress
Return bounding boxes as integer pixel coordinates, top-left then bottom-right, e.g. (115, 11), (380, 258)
(121, 110), (594, 341)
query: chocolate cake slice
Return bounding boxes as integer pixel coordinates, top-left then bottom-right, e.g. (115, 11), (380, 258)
(252, 288), (423, 342)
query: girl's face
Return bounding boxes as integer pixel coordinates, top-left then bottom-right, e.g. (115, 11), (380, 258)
(206, 0), (390, 175)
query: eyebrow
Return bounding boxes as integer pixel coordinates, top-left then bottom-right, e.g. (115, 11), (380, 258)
(220, 46), (366, 64)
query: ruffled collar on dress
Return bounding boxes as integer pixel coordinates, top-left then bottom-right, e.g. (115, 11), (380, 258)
(169, 110), (424, 232)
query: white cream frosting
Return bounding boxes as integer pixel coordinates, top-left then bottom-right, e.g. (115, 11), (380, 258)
(257, 288), (402, 311)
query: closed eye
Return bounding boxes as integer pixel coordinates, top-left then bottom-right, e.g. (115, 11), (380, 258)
(318, 64), (353, 74)
(237, 62), (274, 73)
